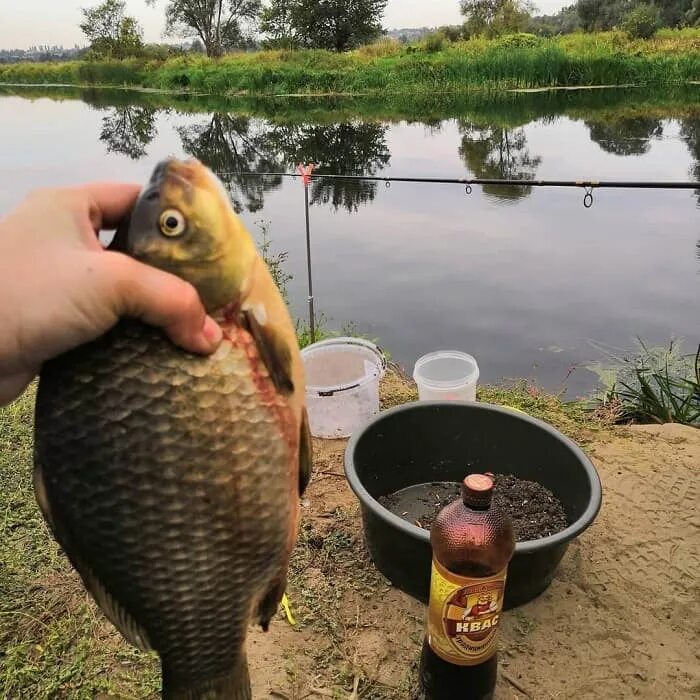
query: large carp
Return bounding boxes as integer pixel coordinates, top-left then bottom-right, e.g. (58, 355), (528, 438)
(33, 158), (312, 699)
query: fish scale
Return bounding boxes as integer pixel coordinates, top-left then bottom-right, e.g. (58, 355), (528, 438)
(34, 317), (296, 694)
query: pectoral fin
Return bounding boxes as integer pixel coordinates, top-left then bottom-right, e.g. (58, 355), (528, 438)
(241, 307), (294, 396)
(299, 408), (313, 497)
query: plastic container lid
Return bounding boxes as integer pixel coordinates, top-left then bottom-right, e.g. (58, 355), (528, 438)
(413, 351), (480, 390)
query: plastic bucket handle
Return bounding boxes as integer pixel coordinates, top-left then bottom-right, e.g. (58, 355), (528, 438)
(302, 337), (387, 398)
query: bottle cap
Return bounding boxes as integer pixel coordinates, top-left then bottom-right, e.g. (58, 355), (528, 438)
(461, 474), (494, 508)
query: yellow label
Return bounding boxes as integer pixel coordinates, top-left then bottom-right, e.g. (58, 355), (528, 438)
(426, 558), (507, 666)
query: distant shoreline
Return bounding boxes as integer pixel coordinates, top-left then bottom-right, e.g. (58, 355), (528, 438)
(1, 30), (698, 96)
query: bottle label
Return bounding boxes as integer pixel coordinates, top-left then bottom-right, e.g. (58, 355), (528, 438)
(426, 558), (507, 666)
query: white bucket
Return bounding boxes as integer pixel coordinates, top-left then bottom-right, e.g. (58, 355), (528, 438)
(301, 337), (387, 439)
(413, 351), (480, 402)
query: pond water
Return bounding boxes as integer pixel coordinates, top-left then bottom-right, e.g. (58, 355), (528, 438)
(0, 86), (698, 397)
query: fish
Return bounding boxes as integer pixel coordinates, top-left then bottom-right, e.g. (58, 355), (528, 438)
(32, 157), (313, 699)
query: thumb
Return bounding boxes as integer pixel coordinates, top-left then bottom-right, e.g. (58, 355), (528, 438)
(105, 252), (223, 355)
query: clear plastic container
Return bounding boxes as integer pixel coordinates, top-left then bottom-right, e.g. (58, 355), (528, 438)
(301, 337), (386, 439)
(413, 351), (480, 402)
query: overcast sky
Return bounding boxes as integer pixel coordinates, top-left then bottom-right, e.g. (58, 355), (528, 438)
(1, 1), (572, 50)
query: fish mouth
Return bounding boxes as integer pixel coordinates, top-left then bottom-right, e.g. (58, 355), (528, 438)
(142, 158), (199, 204)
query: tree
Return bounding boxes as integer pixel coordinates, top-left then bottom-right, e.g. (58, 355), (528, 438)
(576, 0), (604, 31)
(80, 0), (143, 58)
(679, 118), (700, 206)
(147, 0), (262, 57)
(178, 114), (283, 212)
(688, 0), (700, 24)
(265, 122), (391, 211)
(260, 0), (298, 47)
(100, 106), (157, 159)
(459, 122), (542, 202)
(460, 0), (534, 36)
(528, 4), (581, 36)
(586, 117), (663, 156)
(622, 4), (660, 38)
(261, 0), (388, 52)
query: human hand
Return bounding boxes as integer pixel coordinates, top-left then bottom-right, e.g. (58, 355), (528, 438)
(0, 183), (223, 406)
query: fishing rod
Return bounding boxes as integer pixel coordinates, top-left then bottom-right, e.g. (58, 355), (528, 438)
(220, 169), (700, 208)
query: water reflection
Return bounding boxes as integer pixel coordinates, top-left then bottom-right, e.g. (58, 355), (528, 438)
(178, 114), (283, 213)
(177, 117), (391, 213)
(265, 123), (391, 211)
(679, 118), (700, 206)
(100, 106), (157, 159)
(458, 123), (542, 201)
(586, 117), (664, 156)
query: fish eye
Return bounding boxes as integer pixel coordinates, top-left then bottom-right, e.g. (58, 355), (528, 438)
(159, 209), (186, 237)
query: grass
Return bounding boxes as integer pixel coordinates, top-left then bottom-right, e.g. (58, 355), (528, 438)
(587, 339), (700, 427)
(0, 389), (160, 698)
(1, 30), (699, 95)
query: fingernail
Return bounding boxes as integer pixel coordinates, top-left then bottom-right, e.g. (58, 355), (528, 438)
(202, 315), (223, 348)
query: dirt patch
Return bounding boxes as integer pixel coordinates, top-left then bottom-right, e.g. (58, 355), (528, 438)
(248, 418), (699, 699)
(378, 475), (568, 541)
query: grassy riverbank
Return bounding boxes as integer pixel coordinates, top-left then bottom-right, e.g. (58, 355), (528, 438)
(1, 30), (699, 95)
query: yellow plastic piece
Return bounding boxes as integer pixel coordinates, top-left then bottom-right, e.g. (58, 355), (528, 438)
(281, 593), (296, 626)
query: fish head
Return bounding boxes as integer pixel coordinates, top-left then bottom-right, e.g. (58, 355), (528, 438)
(120, 157), (258, 313)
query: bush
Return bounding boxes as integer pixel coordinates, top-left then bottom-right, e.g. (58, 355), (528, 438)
(438, 25), (463, 43)
(423, 31), (446, 53)
(495, 32), (542, 49)
(622, 5), (660, 40)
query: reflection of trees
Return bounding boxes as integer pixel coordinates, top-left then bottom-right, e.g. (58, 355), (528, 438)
(458, 123), (542, 202)
(586, 118), (663, 156)
(265, 122), (391, 212)
(177, 117), (391, 213)
(178, 114), (283, 213)
(100, 106), (157, 159)
(679, 118), (700, 207)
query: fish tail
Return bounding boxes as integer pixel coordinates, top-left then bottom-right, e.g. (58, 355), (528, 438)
(162, 655), (251, 700)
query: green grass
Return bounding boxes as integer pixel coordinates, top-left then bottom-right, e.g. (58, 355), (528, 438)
(2, 30), (699, 95)
(0, 389), (161, 699)
(587, 339), (700, 427)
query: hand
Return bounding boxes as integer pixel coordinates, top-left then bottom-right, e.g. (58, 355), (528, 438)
(0, 183), (223, 406)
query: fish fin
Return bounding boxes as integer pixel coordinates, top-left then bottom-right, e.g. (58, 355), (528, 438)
(257, 576), (287, 632)
(162, 655), (251, 700)
(299, 407), (313, 497)
(32, 460), (152, 653)
(241, 308), (294, 396)
(33, 457), (57, 532)
(79, 565), (152, 652)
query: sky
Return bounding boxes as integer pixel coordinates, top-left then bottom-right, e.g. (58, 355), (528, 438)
(0, 1), (572, 50)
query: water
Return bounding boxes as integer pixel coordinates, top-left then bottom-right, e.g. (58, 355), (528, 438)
(0, 86), (698, 397)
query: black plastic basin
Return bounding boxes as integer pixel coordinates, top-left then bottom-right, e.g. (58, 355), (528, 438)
(344, 401), (602, 609)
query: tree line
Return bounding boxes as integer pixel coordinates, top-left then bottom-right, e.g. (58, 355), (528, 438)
(80, 0), (700, 61)
(81, 0), (389, 58)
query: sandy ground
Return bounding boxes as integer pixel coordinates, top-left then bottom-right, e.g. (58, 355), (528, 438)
(245, 421), (700, 699)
